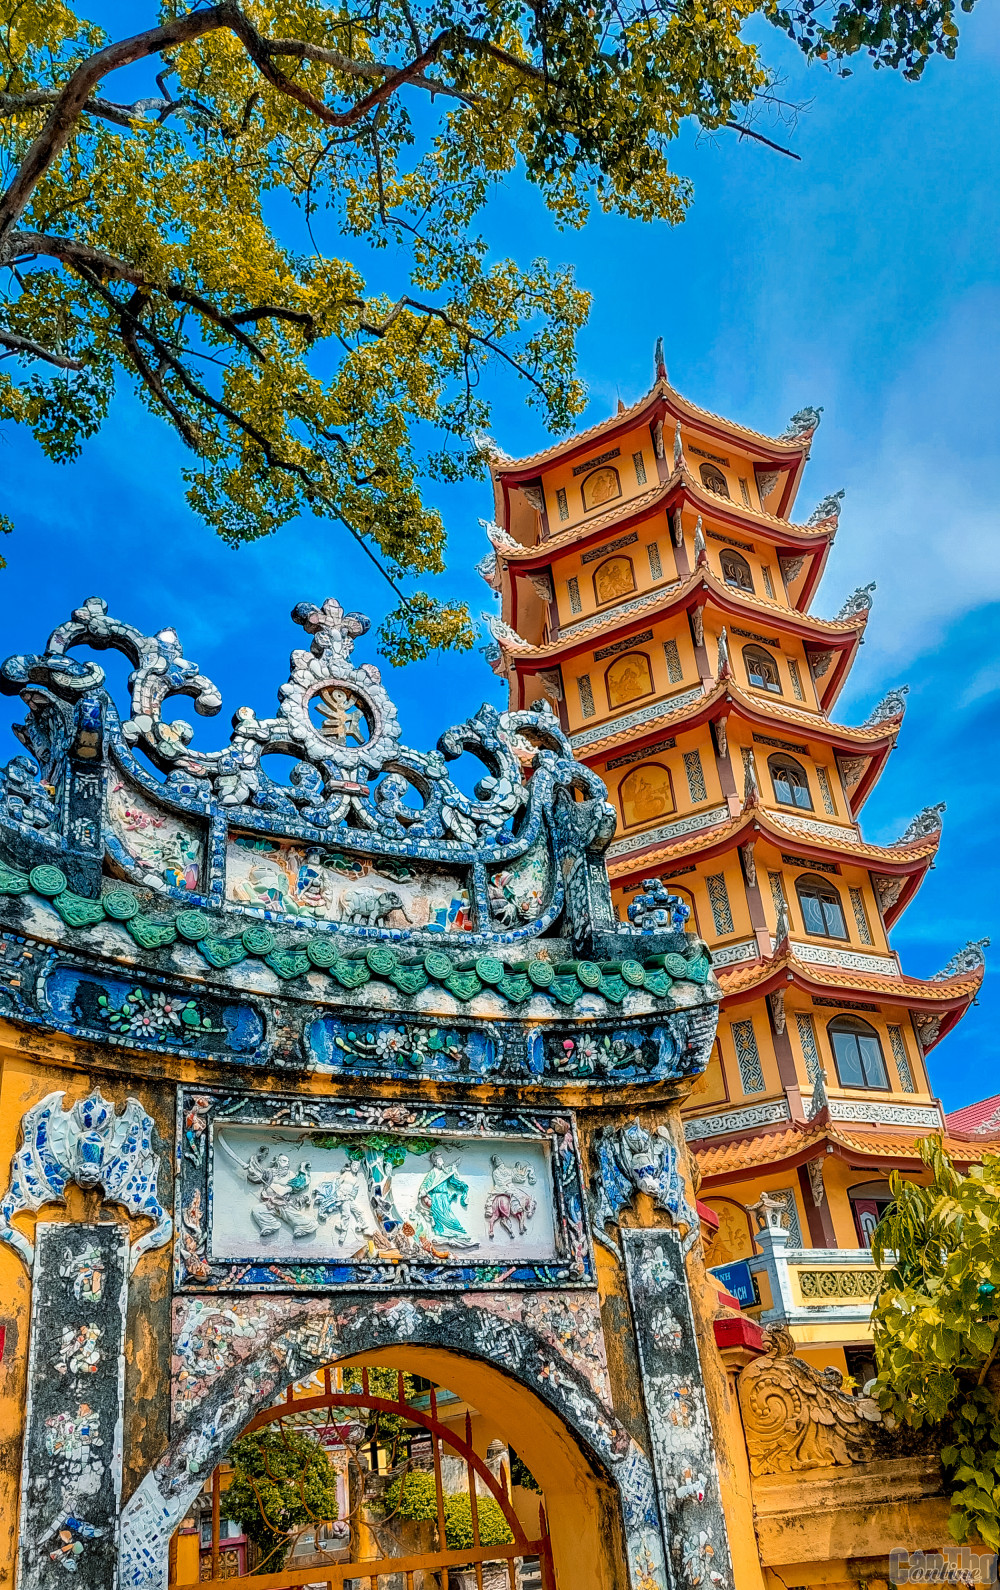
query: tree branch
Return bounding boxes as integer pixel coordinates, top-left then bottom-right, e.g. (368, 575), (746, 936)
(0, 327), (84, 368)
(724, 120), (801, 159)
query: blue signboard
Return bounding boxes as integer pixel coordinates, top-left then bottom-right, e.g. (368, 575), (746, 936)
(710, 1259), (758, 1309)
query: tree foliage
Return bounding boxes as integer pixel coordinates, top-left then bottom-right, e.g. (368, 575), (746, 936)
(0, 0), (975, 658)
(872, 1139), (1000, 1549)
(225, 1426), (341, 1573)
(380, 1466), (515, 1548)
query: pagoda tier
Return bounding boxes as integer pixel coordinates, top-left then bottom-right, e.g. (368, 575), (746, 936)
(490, 351), (986, 1348)
(496, 560), (865, 714)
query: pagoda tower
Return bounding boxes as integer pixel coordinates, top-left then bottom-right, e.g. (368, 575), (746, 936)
(483, 346), (987, 1373)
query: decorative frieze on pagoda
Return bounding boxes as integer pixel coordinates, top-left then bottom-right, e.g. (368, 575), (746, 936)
(487, 351), (986, 1357)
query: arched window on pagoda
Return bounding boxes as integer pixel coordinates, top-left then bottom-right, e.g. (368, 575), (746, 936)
(700, 462), (730, 498)
(828, 1017), (890, 1090)
(768, 754), (812, 809)
(618, 762), (675, 828)
(605, 651), (653, 710)
(581, 465), (622, 512)
(743, 645), (782, 694)
(796, 873), (847, 938)
(720, 550), (754, 592)
(593, 555), (636, 606)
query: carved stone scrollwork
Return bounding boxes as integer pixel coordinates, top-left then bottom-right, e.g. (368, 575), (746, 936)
(806, 1158), (826, 1207)
(713, 718), (729, 759)
(690, 607), (705, 649)
(914, 1014), (944, 1048)
(476, 551), (501, 590)
(521, 485), (545, 513)
(808, 650), (833, 680)
(480, 516), (519, 552)
(836, 755), (867, 788)
(872, 875), (905, 911)
(756, 470), (780, 503)
(536, 667), (564, 705)
(671, 507), (683, 546)
(738, 1329), (884, 1476)
(778, 555), (805, 586)
(739, 841), (756, 887)
(767, 989), (785, 1035)
(655, 420), (665, 460)
(527, 570), (554, 605)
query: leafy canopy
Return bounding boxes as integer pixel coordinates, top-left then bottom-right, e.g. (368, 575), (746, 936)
(225, 1426), (341, 1573)
(0, 0), (975, 654)
(380, 1466), (515, 1548)
(872, 1139), (1000, 1549)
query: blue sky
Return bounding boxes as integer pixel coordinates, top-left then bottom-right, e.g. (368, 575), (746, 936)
(1, 4), (997, 1110)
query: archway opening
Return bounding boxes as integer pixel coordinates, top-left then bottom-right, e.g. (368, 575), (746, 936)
(168, 1345), (621, 1590)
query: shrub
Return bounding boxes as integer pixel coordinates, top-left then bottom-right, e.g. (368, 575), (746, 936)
(379, 1469), (515, 1550)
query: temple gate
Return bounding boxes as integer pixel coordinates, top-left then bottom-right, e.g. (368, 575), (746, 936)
(0, 595), (742, 1589)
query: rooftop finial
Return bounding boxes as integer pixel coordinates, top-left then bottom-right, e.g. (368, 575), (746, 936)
(655, 336), (667, 382)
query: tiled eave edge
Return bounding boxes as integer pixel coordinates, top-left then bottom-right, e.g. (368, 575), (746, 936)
(713, 946), (983, 1026)
(501, 563), (866, 668)
(564, 677), (901, 765)
(495, 466), (832, 570)
(689, 1121), (989, 1179)
(492, 378), (812, 477)
(604, 804), (941, 884)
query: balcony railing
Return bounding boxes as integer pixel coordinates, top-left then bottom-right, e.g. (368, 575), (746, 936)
(745, 1211), (889, 1329)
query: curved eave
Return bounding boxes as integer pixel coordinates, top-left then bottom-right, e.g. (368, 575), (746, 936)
(605, 804), (939, 886)
(493, 378), (812, 490)
(496, 469), (833, 583)
(692, 1125), (990, 1187)
(506, 564), (866, 678)
(716, 949), (982, 1046)
(560, 678), (900, 779)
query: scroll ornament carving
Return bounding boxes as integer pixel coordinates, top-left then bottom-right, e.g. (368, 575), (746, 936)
(0, 1088), (171, 1272)
(778, 555), (805, 585)
(807, 490), (845, 527)
(475, 551), (502, 591)
(2, 596), (613, 850)
(836, 581), (876, 619)
(873, 875), (905, 911)
(898, 802), (945, 843)
(809, 650), (833, 679)
(933, 938), (990, 981)
(528, 570), (554, 604)
(837, 755), (867, 787)
(863, 685), (909, 726)
(779, 407), (823, 442)
(480, 517), (519, 552)
(756, 470), (780, 502)
(738, 1329), (883, 1476)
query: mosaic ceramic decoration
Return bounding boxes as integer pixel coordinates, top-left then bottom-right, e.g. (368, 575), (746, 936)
(0, 595), (722, 1083)
(176, 1088), (590, 1290)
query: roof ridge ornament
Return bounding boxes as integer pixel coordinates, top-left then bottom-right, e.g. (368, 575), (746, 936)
(779, 406), (823, 442)
(863, 684), (909, 727)
(835, 581), (876, 620)
(933, 938), (990, 982)
(807, 489), (845, 526)
(655, 335), (668, 382)
(898, 802), (946, 843)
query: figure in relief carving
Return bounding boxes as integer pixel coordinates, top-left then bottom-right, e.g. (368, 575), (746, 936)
(340, 884), (413, 926)
(484, 1155), (538, 1239)
(417, 1150), (478, 1248)
(218, 1141), (320, 1240)
(314, 1166), (372, 1243)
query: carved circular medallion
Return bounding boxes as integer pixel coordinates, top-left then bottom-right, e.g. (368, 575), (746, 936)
(306, 936), (338, 968)
(175, 910), (213, 942)
(29, 864), (68, 897)
(576, 960), (602, 989)
(475, 956), (505, 986)
(621, 959), (646, 987)
(661, 953), (690, 979)
(423, 951), (453, 981)
(527, 958), (554, 988)
(366, 946), (398, 976)
(242, 925), (276, 956)
(102, 888), (139, 921)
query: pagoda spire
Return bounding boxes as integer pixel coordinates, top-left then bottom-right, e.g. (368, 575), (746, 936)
(655, 336), (667, 382)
